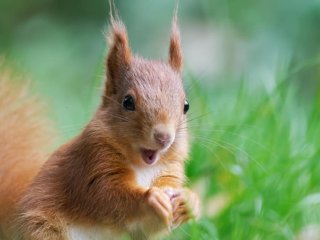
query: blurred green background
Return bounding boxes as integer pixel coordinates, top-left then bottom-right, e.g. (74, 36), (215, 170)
(1, 0), (320, 239)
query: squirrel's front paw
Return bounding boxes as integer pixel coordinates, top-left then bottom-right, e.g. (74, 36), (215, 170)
(145, 187), (173, 228)
(169, 188), (200, 228)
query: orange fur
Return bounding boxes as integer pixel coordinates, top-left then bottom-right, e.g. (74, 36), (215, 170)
(169, 12), (183, 72)
(0, 16), (200, 240)
(0, 63), (53, 239)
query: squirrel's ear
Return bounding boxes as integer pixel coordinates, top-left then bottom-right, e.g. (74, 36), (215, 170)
(168, 15), (183, 72)
(105, 20), (132, 96)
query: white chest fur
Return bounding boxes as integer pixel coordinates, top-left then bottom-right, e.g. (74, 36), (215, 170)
(132, 164), (165, 188)
(67, 224), (121, 240)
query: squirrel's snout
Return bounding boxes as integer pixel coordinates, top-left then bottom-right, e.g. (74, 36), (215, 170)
(153, 124), (174, 149)
(154, 131), (171, 147)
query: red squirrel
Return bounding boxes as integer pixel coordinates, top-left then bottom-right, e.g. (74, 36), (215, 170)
(0, 13), (200, 240)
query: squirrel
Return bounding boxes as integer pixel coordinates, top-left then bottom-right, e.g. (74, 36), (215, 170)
(0, 13), (200, 240)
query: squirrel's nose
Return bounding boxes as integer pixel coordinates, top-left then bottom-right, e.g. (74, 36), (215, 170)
(154, 131), (171, 147)
(153, 123), (175, 148)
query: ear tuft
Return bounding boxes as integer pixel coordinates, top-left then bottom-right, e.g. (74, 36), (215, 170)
(105, 20), (132, 96)
(169, 11), (183, 72)
(108, 20), (131, 65)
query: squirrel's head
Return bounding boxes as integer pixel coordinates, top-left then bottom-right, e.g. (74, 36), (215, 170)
(98, 17), (188, 166)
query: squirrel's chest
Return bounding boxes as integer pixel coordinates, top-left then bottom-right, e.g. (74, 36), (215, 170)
(67, 224), (121, 240)
(132, 164), (165, 188)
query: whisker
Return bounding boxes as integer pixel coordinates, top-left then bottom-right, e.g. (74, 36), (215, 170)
(195, 136), (267, 172)
(206, 129), (269, 151)
(195, 140), (228, 170)
(191, 136), (237, 158)
(179, 111), (214, 127)
(103, 94), (122, 107)
(179, 127), (269, 153)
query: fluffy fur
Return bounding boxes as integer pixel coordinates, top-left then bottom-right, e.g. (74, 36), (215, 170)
(0, 63), (52, 239)
(0, 16), (199, 240)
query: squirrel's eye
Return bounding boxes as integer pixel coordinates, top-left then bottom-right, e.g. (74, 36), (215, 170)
(184, 100), (189, 114)
(123, 95), (135, 111)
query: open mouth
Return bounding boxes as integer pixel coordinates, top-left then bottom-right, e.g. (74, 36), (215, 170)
(140, 148), (158, 165)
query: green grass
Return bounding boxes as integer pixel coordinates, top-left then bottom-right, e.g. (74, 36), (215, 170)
(165, 61), (320, 239)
